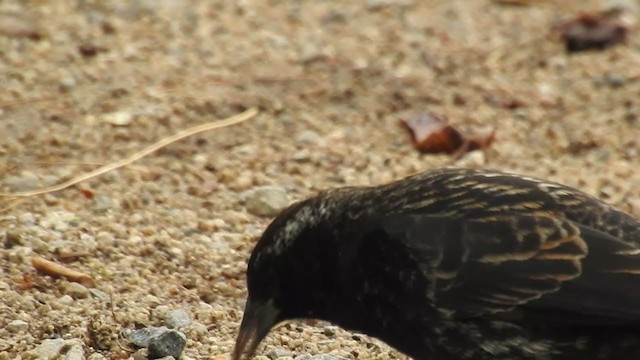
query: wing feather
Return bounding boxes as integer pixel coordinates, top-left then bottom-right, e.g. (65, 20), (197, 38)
(378, 212), (640, 324)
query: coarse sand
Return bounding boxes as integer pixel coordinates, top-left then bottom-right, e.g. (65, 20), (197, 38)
(1, 0), (639, 359)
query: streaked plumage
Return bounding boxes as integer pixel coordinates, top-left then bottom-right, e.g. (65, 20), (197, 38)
(232, 168), (640, 360)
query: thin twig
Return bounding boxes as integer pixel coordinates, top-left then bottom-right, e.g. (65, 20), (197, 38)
(0, 108), (258, 198)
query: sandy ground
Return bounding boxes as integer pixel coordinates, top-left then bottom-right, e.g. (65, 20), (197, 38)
(1, 0), (640, 359)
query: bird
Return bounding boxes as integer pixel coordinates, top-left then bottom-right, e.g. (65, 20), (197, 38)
(231, 167), (640, 360)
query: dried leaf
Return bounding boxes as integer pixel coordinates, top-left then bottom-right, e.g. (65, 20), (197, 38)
(400, 113), (496, 158)
(559, 13), (627, 53)
(32, 257), (95, 287)
(399, 113), (464, 154)
(78, 43), (106, 58)
(79, 188), (95, 199)
(466, 126), (497, 152)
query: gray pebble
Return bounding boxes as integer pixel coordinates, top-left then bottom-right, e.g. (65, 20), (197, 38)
(61, 282), (90, 299)
(147, 330), (187, 359)
(63, 344), (84, 360)
(267, 348), (293, 359)
(243, 186), (288, 217)
(295, 130), (321, 146)
(58, 295), (74, 305)
(123, 326), (169, 347)
(89, 288), (109, 302)
(23, 338), (66, 360)
(295, 355), (346, 360)
(93, 195), (116, 212)
(165, 308), (191, 328)
(4, 172), (41, 192)
(7, 319), (29, 333)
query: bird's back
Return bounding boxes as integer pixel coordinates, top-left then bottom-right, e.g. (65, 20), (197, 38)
(324, 168), (640, 359)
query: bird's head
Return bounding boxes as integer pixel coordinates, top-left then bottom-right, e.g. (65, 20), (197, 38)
(232, 197), (342, 360)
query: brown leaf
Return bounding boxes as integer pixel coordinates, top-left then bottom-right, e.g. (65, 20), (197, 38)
(32, 257), (95, 287)
(559, 13), (627, 53)
(79, 188), (95, 199)
(78, 43), (107, 58)
(399, 113), (464, 154)
(466, 126), (497, 152)
(400, 113), (496, 158)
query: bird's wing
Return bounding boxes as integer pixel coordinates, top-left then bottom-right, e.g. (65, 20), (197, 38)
(378, 213), (640, 324)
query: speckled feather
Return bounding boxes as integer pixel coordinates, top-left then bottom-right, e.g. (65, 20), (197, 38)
(234, 168), (640, 360)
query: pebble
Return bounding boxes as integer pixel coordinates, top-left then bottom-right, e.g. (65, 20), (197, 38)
(4, 172), (41, 192)
(366, 0), (414, 10)
(93, 195), (116, 211)
(132, 348), (148, 360)
(267, 349), (294, 359)
(295, 355), (345, 360)
(61, 282), (90, 299)
(87, 354), (106, 360)
(102, 111), (133, 126)
(7, 319), (29, 333)
(165, 308), (191, 328)
(64, 344), (84, 360)
(147, 330), (187, 359)
(58, 295), (74, 306)
(454, 151), (485, 168)
(243, 186), (289, 217)
(295, 130), (322, 146)
(18, 213), (37, 226)
(23, 338), (66, 360)
(89, 288), (109, 302)
(124, 326), (170, 347)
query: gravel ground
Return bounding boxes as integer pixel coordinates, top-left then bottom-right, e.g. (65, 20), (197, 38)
(1, 0), (640, 359)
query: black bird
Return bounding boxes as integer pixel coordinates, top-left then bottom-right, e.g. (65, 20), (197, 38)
(232, 168), (640, 360)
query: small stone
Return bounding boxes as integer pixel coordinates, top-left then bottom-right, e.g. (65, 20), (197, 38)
(18, 213), (37, 225)
(132, 348), (148, 360)
(454, 151), (485, 168)
(123, 326), (169, 347)
(61, 282), (90, 299)
(93, 195), (115, 211)
(165, 308), (191, 328)
(89, 288), (109, 302)
(267, 349), (293, 359)
(102, 111), (133, 126)
(87, 354), (106, 360)
(23, 338), (66, 360)
(598, 73), (626, 88)
(64, 344), (84, 360)
(243, 186), (288, 217)
(7, 319), (29, 333)
(147, 330), (187, 359)
(4, 172), (41, 192)
(295, 130), (321, 146)
(366, 0), (414, 10)
(3, 232), (23, 248)
(58, 295), (74, 305)
(295, 355), (345, 360)
(291, 151), (311, 163)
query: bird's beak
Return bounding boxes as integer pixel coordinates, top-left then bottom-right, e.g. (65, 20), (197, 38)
(232, 297), (280, 360)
